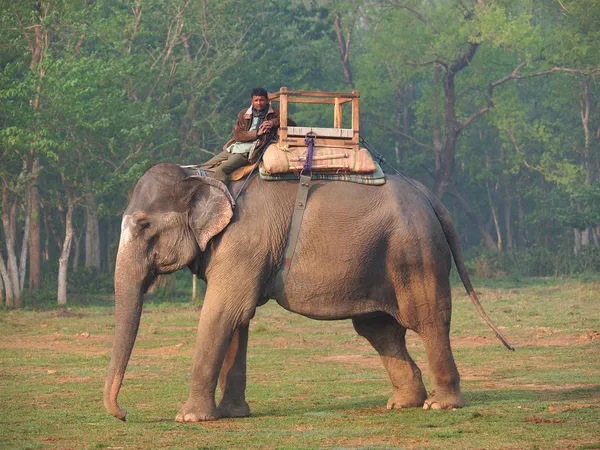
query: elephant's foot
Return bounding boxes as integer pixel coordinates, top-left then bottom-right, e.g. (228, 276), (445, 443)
(217, 399), (251, 418)
(386, 385), (428, 410)
(175, 400), (219, 422)
(422, 389), (465, 410)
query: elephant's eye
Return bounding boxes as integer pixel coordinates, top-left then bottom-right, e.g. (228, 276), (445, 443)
(148, 235), (159, 252)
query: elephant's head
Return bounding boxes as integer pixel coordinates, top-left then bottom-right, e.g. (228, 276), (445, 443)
(104, 163), (234, 421)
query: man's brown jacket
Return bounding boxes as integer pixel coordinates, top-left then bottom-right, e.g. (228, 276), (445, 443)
(222, 104), (281, 163)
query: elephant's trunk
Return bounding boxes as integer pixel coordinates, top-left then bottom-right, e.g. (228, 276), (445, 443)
(104, 248), (147, 421)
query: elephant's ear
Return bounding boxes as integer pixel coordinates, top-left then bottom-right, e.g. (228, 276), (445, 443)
(186, 176), (235, 251)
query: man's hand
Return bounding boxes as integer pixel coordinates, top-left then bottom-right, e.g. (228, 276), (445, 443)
(257, 120), (273, 136)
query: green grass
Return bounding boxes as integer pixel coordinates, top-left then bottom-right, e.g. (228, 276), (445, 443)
(1, 278), (599, 449)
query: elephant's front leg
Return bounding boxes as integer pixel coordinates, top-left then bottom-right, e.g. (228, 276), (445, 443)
(217, 322), (251, 418)
(175, 289), (255, 422)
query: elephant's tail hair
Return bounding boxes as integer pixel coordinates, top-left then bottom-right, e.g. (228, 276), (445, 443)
(411, 180), (515, 351)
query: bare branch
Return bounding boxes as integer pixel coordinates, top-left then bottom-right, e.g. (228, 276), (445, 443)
(504, 128), (546, 176)
(383, 0), (439, 34)
(458, 60), (600, 133)
(128, 2), (143, 55)
(73, 33), (85, 57)
(334, 12), (356, 88)
(402, 59), (439, 67)
(458, 60), (529, 133)
(13, 11), (34, 55)
(459, 106), (491, 131)
(556, 0), (569, 12)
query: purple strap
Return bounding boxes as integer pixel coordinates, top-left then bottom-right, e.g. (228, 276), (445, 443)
(304, 135), (315, 172)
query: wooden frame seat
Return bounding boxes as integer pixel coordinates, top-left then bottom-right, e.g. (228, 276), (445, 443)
(269, 87), (360, 151)
(287, 126), (354, 139)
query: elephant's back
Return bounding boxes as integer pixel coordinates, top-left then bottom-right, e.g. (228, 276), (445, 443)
(232, 174), (446, 250)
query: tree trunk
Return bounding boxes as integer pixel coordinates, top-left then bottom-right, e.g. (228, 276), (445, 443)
(2, 186), (21, 308)
(73, 227), (82, 271)
(573, 228), (581, 255)
(0, 265), (4, 306)
(334, 14), (355, 88)
(57, 178), (75, 306)
(581, 228), (590, 247)
(0, 256), (12, 307)
(29, 159), (41, 291)
(25, 11), (48, 289)
(449, 185), (498, 250)
(579, 80), (593, 248)
(43, 207), (50, 262)
(504, 192), (513, 250)
(517, 196), (527, 249)
(487, 184), (502, 251)
(85, 193), (101, 270)
(18, 205), (31, 306)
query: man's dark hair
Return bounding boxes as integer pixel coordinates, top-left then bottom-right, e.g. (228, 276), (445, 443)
(251, 88), (268, 98)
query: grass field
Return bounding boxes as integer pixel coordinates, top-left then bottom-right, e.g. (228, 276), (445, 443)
(1, 277), (599, 449)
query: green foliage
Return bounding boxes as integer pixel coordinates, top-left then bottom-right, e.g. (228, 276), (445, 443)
(468, 245), (600, 278)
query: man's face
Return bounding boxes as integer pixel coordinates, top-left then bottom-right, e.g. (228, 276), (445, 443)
(251, 95), (268, 111)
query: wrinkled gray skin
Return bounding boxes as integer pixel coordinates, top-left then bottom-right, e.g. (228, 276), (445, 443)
(104, 162), (510, 422)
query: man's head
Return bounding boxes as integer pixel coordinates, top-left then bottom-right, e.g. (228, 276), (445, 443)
(251, 88), (269, 111)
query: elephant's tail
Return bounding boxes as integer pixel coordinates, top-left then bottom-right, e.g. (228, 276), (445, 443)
(411, 180), (515, 351)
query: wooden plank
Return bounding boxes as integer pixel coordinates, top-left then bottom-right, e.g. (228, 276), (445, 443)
(279, 86), (288, 143)
(352, 89), (360, 135)
(271, 96), (353, 105)
(334, 98), (342, 128)
(288, 126), (353, 138)
(270, 97), (354, 105)
(283, 137), (357, 146)
(283, 138), (359, 151)
(281, 97), (336, 104)
(270, 89), (359, 99)
(283, 90), (359, 98)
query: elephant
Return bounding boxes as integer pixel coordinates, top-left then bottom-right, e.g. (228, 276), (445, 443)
(104, 162), (511, 422)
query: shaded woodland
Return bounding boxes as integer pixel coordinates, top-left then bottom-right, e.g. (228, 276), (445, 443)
(1, 0), (599, 307)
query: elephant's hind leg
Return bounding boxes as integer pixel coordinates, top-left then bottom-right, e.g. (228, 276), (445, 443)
(416, 305), (465, 410)
(352, 314), (427, 409)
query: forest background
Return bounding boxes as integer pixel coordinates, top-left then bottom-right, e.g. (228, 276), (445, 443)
(1, 0), (599, 308)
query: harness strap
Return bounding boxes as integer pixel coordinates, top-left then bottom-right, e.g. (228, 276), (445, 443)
(274, 135), (316, 292)
(303, 133), (316, 171)
(274, 173), (312, 292)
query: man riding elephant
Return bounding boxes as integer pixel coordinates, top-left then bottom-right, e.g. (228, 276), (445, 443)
(203, 87), (281, 182)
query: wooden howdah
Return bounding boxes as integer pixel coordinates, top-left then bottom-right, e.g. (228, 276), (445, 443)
(268, 87), (361, 153)
(265, 87), (376, 175)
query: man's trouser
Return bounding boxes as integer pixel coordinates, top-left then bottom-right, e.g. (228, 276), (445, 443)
(203, 151), (249, 182)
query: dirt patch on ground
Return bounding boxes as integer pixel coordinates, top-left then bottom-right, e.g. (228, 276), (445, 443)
(525, 415), (566, 424)
(577, 330), (600, 343)
(0, 333), (195, 358)
(322, 435), (429, 448)
(548, 403), (596, 412)
(477, 382), (593, 392)
(0, 334), (111, 355)
(315, 354), (381, 369)
(51, 309), (86, 318)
